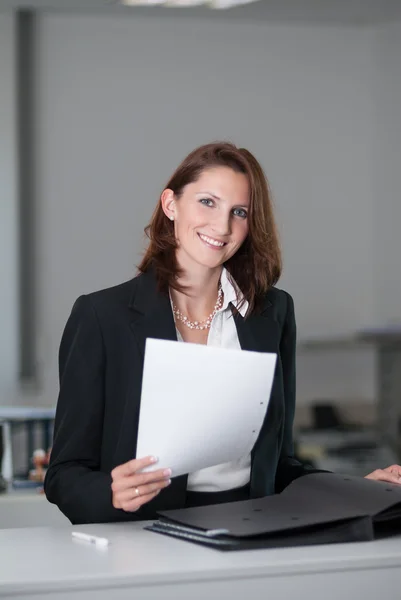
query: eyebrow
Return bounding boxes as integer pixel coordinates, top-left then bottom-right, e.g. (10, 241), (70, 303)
(197, 191), (249, 208)
(198, 190), (221, 200)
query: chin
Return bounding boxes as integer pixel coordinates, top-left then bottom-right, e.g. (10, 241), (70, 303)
(192, 256), (224, 269)
(194, 253), (227, 270)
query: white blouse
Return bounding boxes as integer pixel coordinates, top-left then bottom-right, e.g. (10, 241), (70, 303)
(174, 268), (251, 493)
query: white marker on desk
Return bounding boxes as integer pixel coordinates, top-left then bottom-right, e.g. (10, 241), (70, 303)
(72, 531), (110, 547)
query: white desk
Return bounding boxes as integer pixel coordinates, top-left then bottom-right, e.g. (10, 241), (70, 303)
(0, 523), (400, 600)
(0, 491), (68, 529)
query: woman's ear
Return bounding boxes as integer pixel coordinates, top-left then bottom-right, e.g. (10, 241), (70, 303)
(161, 189), (176, 221)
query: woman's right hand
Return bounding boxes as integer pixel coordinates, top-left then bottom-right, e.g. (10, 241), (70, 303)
(111, 456), (172, 512)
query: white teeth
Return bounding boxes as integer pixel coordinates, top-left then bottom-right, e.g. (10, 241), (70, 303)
(199, 234), (225, 247)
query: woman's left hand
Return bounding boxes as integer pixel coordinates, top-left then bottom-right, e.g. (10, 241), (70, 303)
(365, 464), (401, 484)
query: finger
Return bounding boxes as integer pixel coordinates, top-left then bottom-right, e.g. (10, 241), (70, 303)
(366, 470), (401, 484)
(111, 455), (158, 480)
(384, 464), (401, 478)
(113, 488), (160, 511)
(120, 489), (161, 513)
(115, 478), (171, 505)
(130, 468), (172, 489)
(111, 469), (172, 493)
(115, 481), (170, 504)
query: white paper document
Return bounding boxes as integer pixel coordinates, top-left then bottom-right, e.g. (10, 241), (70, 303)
(136, 338), (277, 477)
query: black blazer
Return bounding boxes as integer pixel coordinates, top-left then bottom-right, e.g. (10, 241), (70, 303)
(45, 269), (320, 524)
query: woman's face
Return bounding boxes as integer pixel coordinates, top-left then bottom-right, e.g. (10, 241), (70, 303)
(162, 167), (250, 271)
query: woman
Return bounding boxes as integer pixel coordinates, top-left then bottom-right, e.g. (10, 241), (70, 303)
(45, 142), (401, 525)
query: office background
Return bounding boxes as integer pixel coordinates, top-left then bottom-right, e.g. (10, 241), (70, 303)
(1, 1), (400, 477)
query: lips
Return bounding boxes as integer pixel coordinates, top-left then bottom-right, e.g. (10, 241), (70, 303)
(198, 233), (227, 248)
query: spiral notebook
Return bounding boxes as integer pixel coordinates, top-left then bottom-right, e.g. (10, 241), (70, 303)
(146, 473), (401, 550)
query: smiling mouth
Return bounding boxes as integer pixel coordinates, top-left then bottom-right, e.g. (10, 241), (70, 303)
(198, 233), (227, 248)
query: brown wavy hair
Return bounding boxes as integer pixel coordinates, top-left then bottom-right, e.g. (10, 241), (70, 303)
(138, 142), (282, 314)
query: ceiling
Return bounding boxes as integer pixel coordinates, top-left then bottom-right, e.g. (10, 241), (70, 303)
(1, 0), (401, 24)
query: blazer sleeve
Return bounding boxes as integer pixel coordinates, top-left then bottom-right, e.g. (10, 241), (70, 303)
(274, 292), (328, 493)
(44, 295), (139, 524)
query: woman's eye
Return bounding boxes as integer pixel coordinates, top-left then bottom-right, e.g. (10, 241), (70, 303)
(200, 198), (214, 207)
(233, 208), (248, 219)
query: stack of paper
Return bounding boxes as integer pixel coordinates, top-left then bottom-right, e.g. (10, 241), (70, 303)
(136, 338), (277, 476)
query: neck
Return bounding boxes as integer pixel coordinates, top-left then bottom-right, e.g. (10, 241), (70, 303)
(170, 262), (223, 322)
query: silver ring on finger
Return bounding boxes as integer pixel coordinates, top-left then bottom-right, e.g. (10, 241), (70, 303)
(135, 487), (141, 497)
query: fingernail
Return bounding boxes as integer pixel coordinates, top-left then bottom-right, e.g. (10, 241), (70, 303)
(166, 479), (171, 486)
(149, 456), (158, 463)
(163, 468), (172, 477)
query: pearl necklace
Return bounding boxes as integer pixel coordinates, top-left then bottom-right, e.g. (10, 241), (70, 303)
(172, 285), (223, 330)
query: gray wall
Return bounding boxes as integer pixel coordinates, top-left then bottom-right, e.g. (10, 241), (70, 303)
(1, 12), (400, 407)
(0, 12), (18, 396)
(34, 15), (376, 340)
(371, 21), (401, 323)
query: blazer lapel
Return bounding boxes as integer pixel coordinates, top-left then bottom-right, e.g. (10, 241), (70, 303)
(129, 270), (177, 357)
(233, 299), (278, 355)
(234, 299), (285, 498)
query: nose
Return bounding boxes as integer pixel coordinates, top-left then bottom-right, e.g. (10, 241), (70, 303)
(211, 211), (231, 237)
